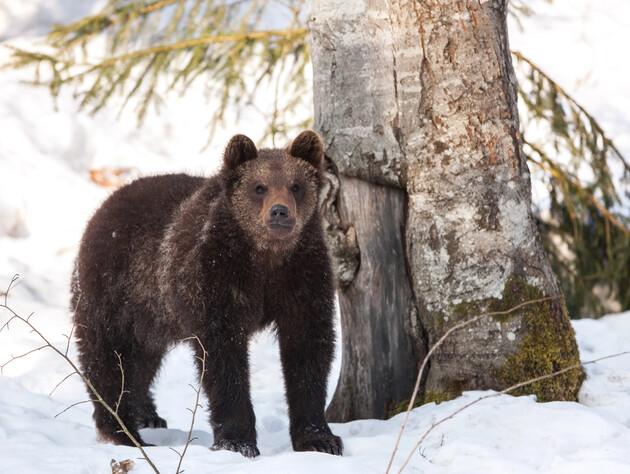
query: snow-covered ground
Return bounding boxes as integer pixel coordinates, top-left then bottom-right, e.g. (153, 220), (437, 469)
(1, 0), (630, 472)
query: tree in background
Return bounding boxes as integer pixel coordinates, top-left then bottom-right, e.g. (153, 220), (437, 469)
(6, 0), (628, 420)
(513, 53), (630, 318)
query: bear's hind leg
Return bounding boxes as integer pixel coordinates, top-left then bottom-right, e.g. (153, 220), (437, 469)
(76, 324), (149, 446)
(126, 343), (168, 430)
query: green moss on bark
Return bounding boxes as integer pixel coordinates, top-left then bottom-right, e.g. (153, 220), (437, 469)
(423, 390), (452, 405)
(495, 277), (584, 401)
(452, 274), (584, 402)
(386, 390), (453, 418)
(387, 398), (421, 418)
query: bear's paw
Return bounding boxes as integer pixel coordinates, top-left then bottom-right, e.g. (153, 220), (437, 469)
(293, 431), (343, 456)
(211, 438), (260, 458)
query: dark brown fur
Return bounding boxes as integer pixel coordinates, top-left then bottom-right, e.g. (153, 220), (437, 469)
(71, 131), (342, 457)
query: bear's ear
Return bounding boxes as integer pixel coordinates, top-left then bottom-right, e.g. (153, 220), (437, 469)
(223, 134), (257, 170)
(289, 130), (324, 168)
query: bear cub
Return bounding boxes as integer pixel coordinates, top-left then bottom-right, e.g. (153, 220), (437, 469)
(71, 131), (342, 457)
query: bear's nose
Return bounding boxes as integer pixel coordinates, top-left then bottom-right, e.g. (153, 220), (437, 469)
(270, 204), (290, 221)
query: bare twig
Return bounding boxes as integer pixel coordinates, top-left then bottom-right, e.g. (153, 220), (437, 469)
(114, 351), (128, 414)
(1, 344), (49, 373)
(61, 312), (79, 357)
(49, 371), (78, 396)
(54, 399), (95, 418)
(0, 275), (160, 473)
(396, 350), (630, 473)
(173, 335), (208, 474)
(3, 274), (19, 306)
(385, 296), (558, 473)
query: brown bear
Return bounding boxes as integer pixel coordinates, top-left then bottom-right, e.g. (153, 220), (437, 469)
(71, 131), (342, 457)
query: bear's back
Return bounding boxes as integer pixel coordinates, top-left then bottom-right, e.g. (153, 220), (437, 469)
(74, 173), (216, 310)
(86, 174), (206, 239)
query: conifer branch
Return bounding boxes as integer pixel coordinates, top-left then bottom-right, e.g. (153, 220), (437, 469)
(513, 51), (630, 173)
(52, 0), (184, 52)
(5, 0), (312, 139)
(514, 51), (630, 316)
(82, 28), (307, 71)
(528, 145), (629, 235)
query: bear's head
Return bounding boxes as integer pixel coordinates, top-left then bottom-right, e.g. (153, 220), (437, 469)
(222, 130), (324, 254)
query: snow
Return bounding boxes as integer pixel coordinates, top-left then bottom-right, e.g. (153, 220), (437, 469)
(1, 0), (630, 472)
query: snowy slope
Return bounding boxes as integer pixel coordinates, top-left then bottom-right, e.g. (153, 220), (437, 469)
(2, 0), (630, 473)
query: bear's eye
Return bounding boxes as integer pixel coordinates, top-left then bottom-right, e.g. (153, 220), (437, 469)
(291, 184), (300, 193)
(255, 185), (266, 194)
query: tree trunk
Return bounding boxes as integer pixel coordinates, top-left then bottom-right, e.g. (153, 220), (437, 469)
(323, 174), (423, 421)
(310, 0), (584, 422)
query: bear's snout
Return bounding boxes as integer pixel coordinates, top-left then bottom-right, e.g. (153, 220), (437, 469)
(269, 204), (290, 222)
(263, 187), (297, 235)
(266, 202), (295, 234)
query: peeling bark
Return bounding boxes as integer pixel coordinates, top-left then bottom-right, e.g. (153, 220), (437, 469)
(310, 0), (583, 421)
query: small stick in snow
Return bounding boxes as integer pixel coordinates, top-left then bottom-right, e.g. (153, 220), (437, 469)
(396, 350), (630, 473)
(385, 295), (558, 474)
(170, 335), (208, 474)
(2, 275), (210, 474)
(114, 351), (128, 415)
(0, 275), (160, 474)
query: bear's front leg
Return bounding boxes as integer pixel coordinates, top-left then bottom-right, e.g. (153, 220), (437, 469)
(196, 328), (259, 458)
(278, 312), (343, 456)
